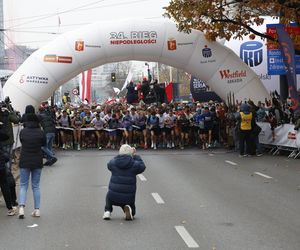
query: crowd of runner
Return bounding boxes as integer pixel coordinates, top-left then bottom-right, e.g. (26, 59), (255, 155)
(46, 93), (300, 153)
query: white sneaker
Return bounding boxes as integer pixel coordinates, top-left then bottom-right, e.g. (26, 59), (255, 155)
(77, 145), (81, 151)
(151, 142), (154, 148)
(62, 144), (66, 150)
(31, 209), (40, 217)
(7, 208), (17, 216)
(19, 206), (25, 219)
(153, 145), (157, 150)
(124, 205), (133, 220)
(171, 142), (175, 148)
(103, 211), (111, 220)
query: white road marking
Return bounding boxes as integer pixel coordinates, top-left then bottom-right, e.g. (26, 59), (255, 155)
(27, 224), (38, 228)
(151, 193), (165, 204)
(175, 226), (199, 248)
(138, 174), (147, 181)
(225, 160), (237, 166)
(254, 172), (273, 179)
(209, 154), (214, 156)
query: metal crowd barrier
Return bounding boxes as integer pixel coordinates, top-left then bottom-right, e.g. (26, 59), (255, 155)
(257, 122), (300, 159)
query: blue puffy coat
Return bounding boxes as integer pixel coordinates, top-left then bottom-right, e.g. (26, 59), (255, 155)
(107, 154), (146, 204)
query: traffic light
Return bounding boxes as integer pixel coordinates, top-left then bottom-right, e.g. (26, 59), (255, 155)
(111, 72), (116, 82)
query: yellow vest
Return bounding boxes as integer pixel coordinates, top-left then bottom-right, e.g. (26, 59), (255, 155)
(240, 112), (252, 130)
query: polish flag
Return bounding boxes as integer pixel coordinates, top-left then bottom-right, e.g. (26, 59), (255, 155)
(105, 98), (116, 105)
(165, 81), (173, 103)
(80, 69), (92, 102)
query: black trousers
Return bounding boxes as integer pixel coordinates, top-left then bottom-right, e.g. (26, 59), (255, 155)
(105, 194), (136, 216)
(6, 171), (17, 206)
(239, 130), (255, 155)
(0, 168), (13, 210)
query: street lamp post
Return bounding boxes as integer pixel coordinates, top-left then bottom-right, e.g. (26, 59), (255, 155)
(145, 62), (152, 83)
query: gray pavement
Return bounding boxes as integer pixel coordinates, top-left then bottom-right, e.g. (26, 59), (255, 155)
(0, 149), (300, 250)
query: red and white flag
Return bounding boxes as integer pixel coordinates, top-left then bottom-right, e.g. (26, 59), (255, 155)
(79, 69), (92, 102)
(165, 81), (173, 103)
(105, 98), (116, 105)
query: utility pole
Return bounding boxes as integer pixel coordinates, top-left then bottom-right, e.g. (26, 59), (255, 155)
(156, 62), (160, 83)
(0, 0), (5, 68)
(279, 6), (288, 101)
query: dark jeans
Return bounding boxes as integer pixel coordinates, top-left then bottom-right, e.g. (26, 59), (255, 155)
(0, 168), (13, 209)
(105, 195), (136, 216)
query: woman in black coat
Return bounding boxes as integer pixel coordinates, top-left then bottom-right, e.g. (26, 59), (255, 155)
(103, 144), (146, 220)
(18, 113), (46, 219)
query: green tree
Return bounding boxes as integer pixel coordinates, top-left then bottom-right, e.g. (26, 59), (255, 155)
(164, 0), (300, 53)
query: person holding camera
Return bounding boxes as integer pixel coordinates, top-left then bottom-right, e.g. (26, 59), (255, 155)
(0, 97), (20, 208)
(0, 131), (17, 216)
(103, 144), (146, 220)
(0, 98), (20, 170)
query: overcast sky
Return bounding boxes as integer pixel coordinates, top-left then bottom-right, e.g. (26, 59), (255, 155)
(3, 0), (171, 49)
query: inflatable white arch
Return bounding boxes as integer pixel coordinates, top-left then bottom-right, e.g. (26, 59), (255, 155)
(4, 19), (269, 112)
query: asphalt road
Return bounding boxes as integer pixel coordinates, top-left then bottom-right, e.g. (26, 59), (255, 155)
(0, 148), (300, 250)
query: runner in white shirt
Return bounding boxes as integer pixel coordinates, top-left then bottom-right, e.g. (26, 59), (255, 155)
(157, 110), (167, 147)
(58, 110), (72, 149)
(130, 107), (139, 123)
(103, 111), (112, 123)
(164, 109), (177, 148)
(133, 110), (148, 149)
(91, 113), (106, 149)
